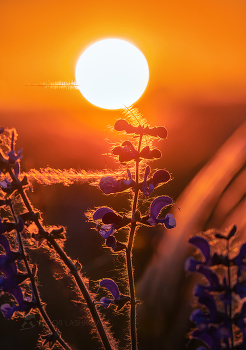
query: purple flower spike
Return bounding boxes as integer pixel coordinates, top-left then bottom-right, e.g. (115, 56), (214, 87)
(189, 236), (211, 263)
(100, 279), (120, 300)
(93, 207), (115, 221)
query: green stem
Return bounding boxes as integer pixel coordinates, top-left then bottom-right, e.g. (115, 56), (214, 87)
(126, 133), (143, 350)
(8, 168), (113, 350)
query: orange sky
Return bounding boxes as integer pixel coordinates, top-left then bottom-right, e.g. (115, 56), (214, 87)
(1, 0), (246, 113)
(0, 0), (246, 183)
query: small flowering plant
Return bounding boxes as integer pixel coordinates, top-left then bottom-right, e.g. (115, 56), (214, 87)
(186, 225), (246, 350)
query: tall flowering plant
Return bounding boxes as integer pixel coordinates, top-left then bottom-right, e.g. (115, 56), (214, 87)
(186, 226), (246, 350)
(0, 109), (176, 350)
(91, 108), (176, 349)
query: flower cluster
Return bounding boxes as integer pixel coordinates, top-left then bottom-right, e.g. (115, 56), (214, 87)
(91, 112), (177, 350)
(0, 217), (36, 320)
(93, 117), (176, 255)
(186, 225), (246, 350)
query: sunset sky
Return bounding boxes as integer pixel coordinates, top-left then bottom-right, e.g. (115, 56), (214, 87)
(1, 0), (246, 179)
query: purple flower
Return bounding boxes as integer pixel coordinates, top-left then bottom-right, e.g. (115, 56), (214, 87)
(112, 141), (138, 162)
(114, 119), (167, 139)
(0, 178), (12, 191)
(0, 235), (21, 269)
(139, 166), (171, 196)
(105, 236), (126, 252)
(93, 207), (131, 239)
(7, 130), (23, 166)
(141, 196), (176, 229)
(99, 279), (130, 310)
(0, 280), (36, 319)
(139, 146), (162, 160)
(99, 169), (136, 194)
(185, 236), (211, 273)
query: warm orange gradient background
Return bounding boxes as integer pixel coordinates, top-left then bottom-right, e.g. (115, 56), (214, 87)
(1, 0), (246, 112)
(1, 0), (246, 172)
(1, 2), (246, 349)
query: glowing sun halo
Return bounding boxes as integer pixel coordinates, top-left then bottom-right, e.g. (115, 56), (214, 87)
(75, 39), (149, 110)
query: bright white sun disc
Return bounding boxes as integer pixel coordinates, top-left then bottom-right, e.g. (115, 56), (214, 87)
(75, 39), (149, 109)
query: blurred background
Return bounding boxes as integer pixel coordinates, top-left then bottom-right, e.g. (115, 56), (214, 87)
(0, 0), (246, 349)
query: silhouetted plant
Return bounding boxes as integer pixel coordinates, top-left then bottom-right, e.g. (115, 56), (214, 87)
(186, 225), (246, 350)
(0, 108), (176, 350)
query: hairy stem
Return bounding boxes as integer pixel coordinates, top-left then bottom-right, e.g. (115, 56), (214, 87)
(227, 240), (234, 350)
(9, 202), (71, 350)
(126, 133), (143, 350)
(8, 168), (114, 350)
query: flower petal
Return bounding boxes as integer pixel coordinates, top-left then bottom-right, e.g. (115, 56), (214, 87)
(102, 212), (122, 225)
(99, 177), (122, 194)
(150, 196), (173, 219)
(93, 207), (114, 221)
(188, 236), (210, 262)
(185, 257), (202, 272)
(99, 224), (115, 239)
(152, 170), (171, 185)
(159, 213), (176, 228)
(1, 303), (16, 319)
(99, 297), (114, 308)
(197, 266), (220, 289)
(100, 278), (120, 300)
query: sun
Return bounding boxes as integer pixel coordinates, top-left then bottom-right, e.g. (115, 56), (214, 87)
(75, 39), (149, 110)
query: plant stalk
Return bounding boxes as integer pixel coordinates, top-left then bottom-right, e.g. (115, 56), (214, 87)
(227, 240), (234, 350)
(8, 168), (114, 350)
(126, 133), (143, 350)
(9, 202), (71, 350)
